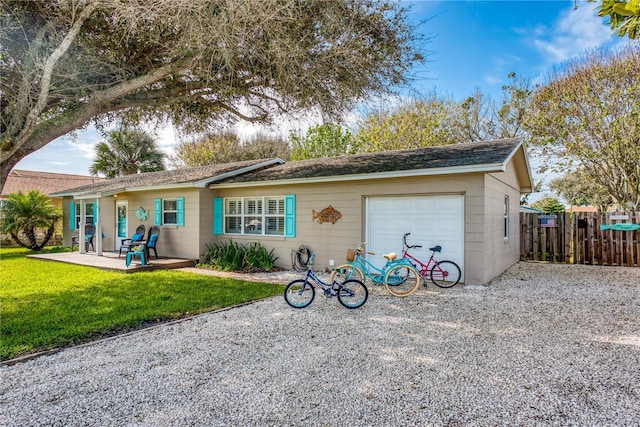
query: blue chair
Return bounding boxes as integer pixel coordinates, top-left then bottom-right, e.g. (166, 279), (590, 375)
(145, 226), (160, 260)
(125, 244), (146, 267)
(72, 224), (96, 252)
(119, 225), (146, 258)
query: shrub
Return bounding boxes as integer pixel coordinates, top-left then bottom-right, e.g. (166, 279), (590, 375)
(200, 240), (279, 272)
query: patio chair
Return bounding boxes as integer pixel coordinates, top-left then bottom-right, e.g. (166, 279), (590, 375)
(145, 226), (160, 260)
(72, 224), (96, 252)
(118, 224), (146, 258)
(125, 243), (147, 267)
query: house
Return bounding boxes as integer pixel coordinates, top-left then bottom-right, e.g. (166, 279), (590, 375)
(52, 138), (533, 285)
(1, 170), (105, 245)
(1, 169), (105, 205)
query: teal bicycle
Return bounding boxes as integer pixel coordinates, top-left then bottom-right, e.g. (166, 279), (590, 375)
(329, 242), (420, 297)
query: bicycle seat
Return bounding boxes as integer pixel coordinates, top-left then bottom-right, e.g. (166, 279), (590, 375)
(383, 252), (397, 261)
(429, 245), (442, 253)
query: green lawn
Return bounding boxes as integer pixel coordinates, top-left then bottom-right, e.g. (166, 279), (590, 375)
(0, 247), (284, 361)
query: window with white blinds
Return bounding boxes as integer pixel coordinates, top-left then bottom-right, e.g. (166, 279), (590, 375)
(225, 196), (285, 236)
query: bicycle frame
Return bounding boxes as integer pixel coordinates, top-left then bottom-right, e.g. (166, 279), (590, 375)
(301, 268), (342, 296)
(401, 249), (437, 278)
(285, 253), (368, 309)
(400, 233), (459, 286)
(347, 243), (413, 283)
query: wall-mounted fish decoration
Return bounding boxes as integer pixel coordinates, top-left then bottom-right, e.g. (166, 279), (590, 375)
(312, 205), (342, 224)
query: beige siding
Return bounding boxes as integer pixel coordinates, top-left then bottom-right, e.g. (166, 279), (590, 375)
(482, 162), (523, 283)
(59, 150), (528, 284)
(213, 173), (492, 283)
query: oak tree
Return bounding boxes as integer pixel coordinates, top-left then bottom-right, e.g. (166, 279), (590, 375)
(524, 47), (640, 211)
(0, 0), (423, 190)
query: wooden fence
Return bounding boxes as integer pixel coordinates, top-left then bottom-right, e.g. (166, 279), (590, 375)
(520, 212), (639, 267)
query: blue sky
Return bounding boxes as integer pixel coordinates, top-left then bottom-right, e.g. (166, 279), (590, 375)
(16, 0), (629, 188)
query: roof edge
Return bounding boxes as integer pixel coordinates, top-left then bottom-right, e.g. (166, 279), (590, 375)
(192, 158), (285, 188)
(209, 162), (507, 189)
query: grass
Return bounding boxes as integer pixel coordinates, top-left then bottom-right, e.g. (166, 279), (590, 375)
(0, 247), (285, 362)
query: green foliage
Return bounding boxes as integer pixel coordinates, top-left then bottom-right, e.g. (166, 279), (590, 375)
(525, 47), (640, 211)
(589, 0), (640, 39)
(532, 197), (566, 213)
(0, 248), (284, 361)
(549, 169), (613, 212)
(0, 190), (61, 250)
(2, 0), (423, 192)
(90, 129), (165, 177)
(201, 240), (279, 272)
(170, 132), (290, 167)
(355, 99), (455, 152)
(289, 124), (354, 160)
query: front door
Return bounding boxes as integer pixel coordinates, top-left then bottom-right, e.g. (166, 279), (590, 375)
(115, 201), (128, 250)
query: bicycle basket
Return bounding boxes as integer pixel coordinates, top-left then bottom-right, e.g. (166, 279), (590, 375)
(346, 249), (356, 262)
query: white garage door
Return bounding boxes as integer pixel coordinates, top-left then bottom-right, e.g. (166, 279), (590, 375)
(365, 195), (464, 279)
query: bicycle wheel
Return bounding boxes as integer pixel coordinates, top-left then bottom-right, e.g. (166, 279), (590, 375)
(430, 261), (461, 288)
(284, 280), (315, 308)
(337, 280), (368, 309)
(330, 264), (365, 284)
(384, 264), (420, 297)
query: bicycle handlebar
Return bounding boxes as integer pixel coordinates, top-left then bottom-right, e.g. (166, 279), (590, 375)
(402, 233), (421, 249)
(356, 242), (376, 256)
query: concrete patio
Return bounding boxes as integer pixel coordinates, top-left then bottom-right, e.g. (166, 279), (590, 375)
(28, 251), (196, 272)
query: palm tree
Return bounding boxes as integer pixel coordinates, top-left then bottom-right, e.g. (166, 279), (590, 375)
(89, 129), (166, 178)
(0, 190), (62, 250)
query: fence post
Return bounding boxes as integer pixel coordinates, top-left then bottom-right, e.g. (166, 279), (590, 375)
(564, 212), (573, 264)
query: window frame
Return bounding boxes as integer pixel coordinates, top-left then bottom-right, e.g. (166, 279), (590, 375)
(75, 202), (95, 229)
(223, 196), (286, 236)
(154, 197), (184, 226)
(503, 195), (509, 240)
(163, 198), (178, 226)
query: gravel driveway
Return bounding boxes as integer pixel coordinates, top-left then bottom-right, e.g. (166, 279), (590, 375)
(1, 262), (639, 426)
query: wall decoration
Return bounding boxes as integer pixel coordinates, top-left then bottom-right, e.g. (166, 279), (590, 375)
(312, 205), (342, 224)
(134, 206), (149, 221)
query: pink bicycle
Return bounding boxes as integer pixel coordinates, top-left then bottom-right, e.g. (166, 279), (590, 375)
(401, 233), (461, 288)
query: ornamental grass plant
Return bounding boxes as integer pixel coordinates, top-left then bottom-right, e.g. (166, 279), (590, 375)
(0, 247), (284, 362)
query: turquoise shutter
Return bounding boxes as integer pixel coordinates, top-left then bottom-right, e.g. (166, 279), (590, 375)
(176, 197), (184, 226)
(154, 199), (162, 225)
(285, 194), (296, 237)
(69, 202), (75, 230)
(213, 197), (223, 235)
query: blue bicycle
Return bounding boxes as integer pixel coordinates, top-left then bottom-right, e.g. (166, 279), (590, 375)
(329, 242), (420, 297)
(284, 253), (368, 309)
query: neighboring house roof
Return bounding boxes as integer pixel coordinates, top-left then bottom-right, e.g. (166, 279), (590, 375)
(51, 159), (284, 198)
(52, 138), (534, 198)
(213, 138), (533, 191)
(1, 169), (105, 197)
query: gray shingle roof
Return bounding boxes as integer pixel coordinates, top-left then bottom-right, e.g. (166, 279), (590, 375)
(51, 159), (279, 196)
(215, 138), (523, 184)
(52, 138), (525, 196)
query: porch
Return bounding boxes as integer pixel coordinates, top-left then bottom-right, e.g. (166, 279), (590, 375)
(28, 251), (196, 273)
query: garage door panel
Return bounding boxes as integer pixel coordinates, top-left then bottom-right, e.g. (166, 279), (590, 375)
(366, 195), (464, 280)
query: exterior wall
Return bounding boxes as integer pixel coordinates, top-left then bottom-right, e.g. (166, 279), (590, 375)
(482, 162), (524, 283)
(211, 173), (493, 284)
(63, 189), (203, 259)
(58, 162), (526, 284)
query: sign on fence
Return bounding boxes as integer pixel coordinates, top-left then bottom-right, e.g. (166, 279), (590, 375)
(539, 214), (557, 228)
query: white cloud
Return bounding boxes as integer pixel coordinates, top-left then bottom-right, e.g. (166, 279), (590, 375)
(533, 4), (615, 64)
